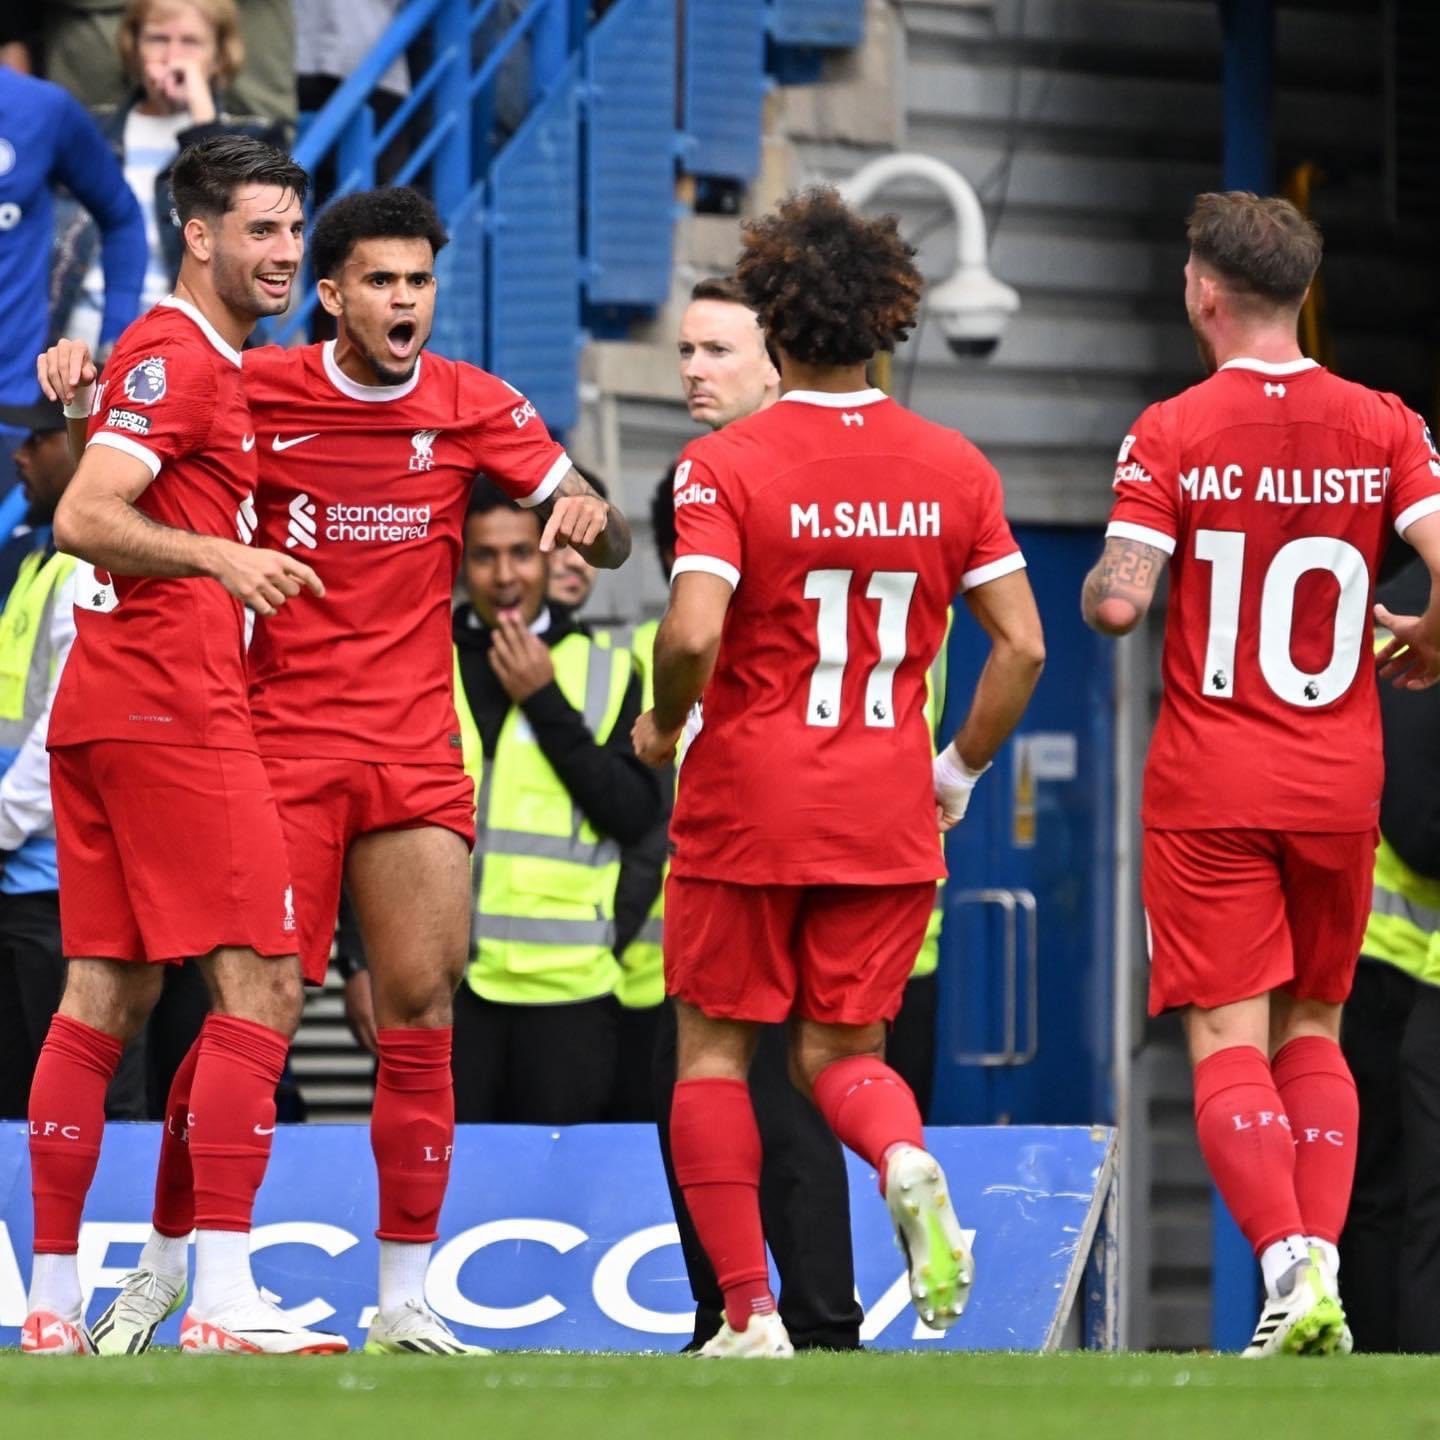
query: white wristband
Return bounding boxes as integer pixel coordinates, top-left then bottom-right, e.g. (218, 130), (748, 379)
(933, 743), (989, 792)
(63, 384), (95, 420)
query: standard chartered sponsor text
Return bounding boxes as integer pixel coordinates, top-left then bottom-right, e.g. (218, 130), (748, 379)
(327, 502), (431, 543)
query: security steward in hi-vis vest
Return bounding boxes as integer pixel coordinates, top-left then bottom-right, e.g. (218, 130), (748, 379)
(1338, 557), (1440, 1354)
(448, 482), (661, 1125)
(0, 398), (143, 1120)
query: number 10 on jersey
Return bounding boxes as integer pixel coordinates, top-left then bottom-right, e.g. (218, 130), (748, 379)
(804, 569), (918, 728)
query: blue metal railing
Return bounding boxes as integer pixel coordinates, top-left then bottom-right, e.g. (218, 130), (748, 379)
(273, 0), (582, 345)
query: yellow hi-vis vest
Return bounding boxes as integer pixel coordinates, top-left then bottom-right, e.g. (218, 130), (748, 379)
(0, 549), (75, 746)
(1362, 833), (1440, 986)
(610, 612), (953, 1004)
(454, 630), (633, 1005)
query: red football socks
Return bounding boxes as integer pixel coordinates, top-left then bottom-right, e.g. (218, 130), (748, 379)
(1271, 1035), (1358, 1245)
(671, 1077), (774, 1331)
(372, 1026), (454, 1243)
(152, 1036), (201, 1238)
(812, 1055), (925, 1189)
(187, 1014), (288, 1232)
(29, 1015), (124, 1254)
(1193, 1045), (1304, 1255)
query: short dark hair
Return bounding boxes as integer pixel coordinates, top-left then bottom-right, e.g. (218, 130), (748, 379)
(1186, 192), (1322, 307)
(736, 186), (922, 366)
(309, 186), (450, 281)
(467, 477), (527, 520)
(650, 468), (677, 570)
(690, 275), (750, 307)
(170, 135), (308, 225)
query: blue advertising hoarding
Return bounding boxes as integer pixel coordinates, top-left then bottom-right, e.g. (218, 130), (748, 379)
(0, 1123), (1116, 1352)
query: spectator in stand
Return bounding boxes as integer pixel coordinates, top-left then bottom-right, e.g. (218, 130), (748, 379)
(54, 0), (290, 354)
(36, 0), (295, 128)
(0, 64), (144, 491)
(295, 0), (410, 193)
(0, 397), (145, 1122)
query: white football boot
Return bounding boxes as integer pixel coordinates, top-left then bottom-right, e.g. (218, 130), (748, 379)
(884, 1144), (974, 1329)
(20, 1310), (94, 1356)
(1242, 1254), (1347, 1357)
(180, 1294), (348, 1355)
(90, 1268), (188, 1355)
(697, 1312), (794, 1358)
(364, 1300), (491, 1356)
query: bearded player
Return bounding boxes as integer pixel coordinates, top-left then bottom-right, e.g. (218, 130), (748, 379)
(1082, 192), (1440, 1356)
(24, 136), (342, 1357)
(632, 187), (1045, 1357)
(40, 185), (627, 1356)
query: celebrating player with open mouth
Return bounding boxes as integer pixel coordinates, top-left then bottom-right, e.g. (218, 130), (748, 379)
(40, 184), (628, 1357)
(25, 135), (338, 1356)
(1083, 191), (1440, 1357)
(632, 186), (1046, 1357)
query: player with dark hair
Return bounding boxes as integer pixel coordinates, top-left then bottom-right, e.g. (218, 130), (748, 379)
(41, 182), (631, 1357)
(26, 135), (341, 1356)
(1083, 190), (1440, 1356)
(633, 187), (1045, 1356)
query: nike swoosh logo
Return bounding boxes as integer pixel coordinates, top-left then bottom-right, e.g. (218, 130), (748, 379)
(253, 1124), (276, 1135)
(241, 434), (256, 452)
(272, 433), (319, 452)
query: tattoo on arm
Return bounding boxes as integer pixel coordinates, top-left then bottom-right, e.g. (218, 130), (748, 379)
(1081, 537), (1167, 624)
(535, 465), (633, 569)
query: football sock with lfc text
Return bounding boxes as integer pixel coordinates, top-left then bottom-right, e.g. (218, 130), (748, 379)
(1192, 1045), (1305, 1255)
(152, 1035), (201, 1240)
(671, 1077), (775, 1330)
(812, 1055), (926, 1188)
(28, 1015), (123, 1257)
(1271, 1035), (1359, 1247)
(372, 1026), (454, 1248)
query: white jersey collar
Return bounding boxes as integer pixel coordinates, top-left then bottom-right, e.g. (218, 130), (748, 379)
(778, 387), (889, 408)
(1218, 356), (1320, 377)
(322, 340), (423, 402)
(159, 295), (242, 368)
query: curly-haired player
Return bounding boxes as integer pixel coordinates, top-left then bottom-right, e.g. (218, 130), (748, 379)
(632, 187), (1046, 1357)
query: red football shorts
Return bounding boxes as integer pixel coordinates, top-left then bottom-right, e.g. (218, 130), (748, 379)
(1142, 826), (1377, 1015)
(262, 755), (475, 984)
(664, 875), (936, 1025)
(52, 740), (296, 964)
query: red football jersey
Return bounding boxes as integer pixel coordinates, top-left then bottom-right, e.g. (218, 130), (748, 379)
(242, 342), (571, 763)
(669, 388), (1025, 886)
(1108, 356), (1440, 832)
(49, 297), (260, 751)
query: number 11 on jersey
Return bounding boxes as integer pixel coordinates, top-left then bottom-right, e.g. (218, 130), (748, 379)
(804, 568), (917, 727)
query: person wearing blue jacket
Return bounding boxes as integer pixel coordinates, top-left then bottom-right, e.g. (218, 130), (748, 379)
(0, 65), (145, 489)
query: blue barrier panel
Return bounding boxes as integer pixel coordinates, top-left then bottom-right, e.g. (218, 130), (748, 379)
(683, 0), (767, 180)
(768, 0), (864, 49)
(489, 55), (581, 434)
(430, 179), (488, 370)
(0, 1122), (1115, 1352)
(584, 0), (677, 307)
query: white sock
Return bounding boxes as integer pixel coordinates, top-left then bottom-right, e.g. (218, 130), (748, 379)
(378, 1240), (432, 1314)
(192, 1230), (260, 1316)
(1260, 1233), (1310, 1300)
(28, 1253), (82, 1321)
(139, 1229), (190, 1278)
(1308, 1237), (1340, 1279)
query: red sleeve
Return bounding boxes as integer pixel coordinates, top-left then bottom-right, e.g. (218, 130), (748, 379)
(1386, 400), (1440, 537)
(956, 440), (1025, 592)
(465, 372), (571, 508)
(86, 338), (217, 478)
(671, 444), (743, 588)
(1104, 402), (1181, 556)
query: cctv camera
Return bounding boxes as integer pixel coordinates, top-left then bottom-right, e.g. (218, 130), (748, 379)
(926, 267), (1020, 362)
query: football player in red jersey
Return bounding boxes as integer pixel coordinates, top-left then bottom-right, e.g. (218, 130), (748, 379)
(632, 188), (1046, 1357)
(1082, 192), (1440, 1357)
(25, 135), (347, 1357)
(42, 186), (629, 1356)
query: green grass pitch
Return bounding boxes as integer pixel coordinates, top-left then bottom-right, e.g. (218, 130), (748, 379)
(2, 1351), (1437, 1440)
